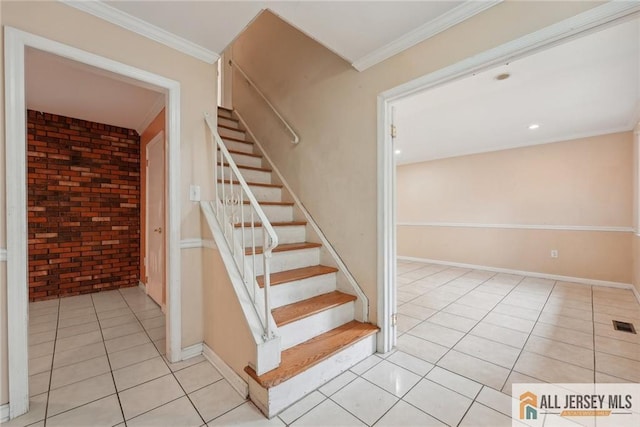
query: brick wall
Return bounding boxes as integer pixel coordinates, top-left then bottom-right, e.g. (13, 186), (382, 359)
(27, 110), (141, 301)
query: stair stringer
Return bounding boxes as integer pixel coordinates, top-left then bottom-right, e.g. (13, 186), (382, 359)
(234, 110), (370, 323)
(201, 200), (281, 375)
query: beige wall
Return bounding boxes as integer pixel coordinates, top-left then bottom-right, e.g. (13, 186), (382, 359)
(0, 1), (217, 404)
(397, 132), (634, 283)
(231, 1), (602, 324)
(202, 246), (255, 380)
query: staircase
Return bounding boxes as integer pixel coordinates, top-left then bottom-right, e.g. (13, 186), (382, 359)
(211, 106), (378, 417)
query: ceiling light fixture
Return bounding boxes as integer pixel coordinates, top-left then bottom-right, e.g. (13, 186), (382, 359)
(495, 73), (510, 81)
(394, 149), (402, 155)
(528, 123), (540, 130)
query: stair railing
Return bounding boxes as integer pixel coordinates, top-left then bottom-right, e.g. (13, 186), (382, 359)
(204, 112), (279, 341)
(229, 60), (299, 144)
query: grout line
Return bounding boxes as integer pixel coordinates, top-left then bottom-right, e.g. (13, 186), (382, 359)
(117, 289), (207, 426)
(90, 293), (128, 426)
(499, 280), (558, 392)
(41, 298), (61, 427)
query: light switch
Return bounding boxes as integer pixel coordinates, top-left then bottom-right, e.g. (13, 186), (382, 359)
(190, 185), (201, 202)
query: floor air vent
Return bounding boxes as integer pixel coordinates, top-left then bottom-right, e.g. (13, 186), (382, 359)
(612, 320), (636, 334)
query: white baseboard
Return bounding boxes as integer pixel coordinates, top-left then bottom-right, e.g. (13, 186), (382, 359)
(1, 403), (9, 422)
(398, 256), (635, 290)
(632, 286), (640, 306)
(203, 343), (249, 398)
(138, 281), (146, 291)
(181, 343), (203, 360)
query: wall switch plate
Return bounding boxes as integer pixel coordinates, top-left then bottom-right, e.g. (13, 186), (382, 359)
(189, 185), (201, 202)
(550, 250), (558, 258)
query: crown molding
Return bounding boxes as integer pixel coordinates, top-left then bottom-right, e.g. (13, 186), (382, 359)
(352, 0), (502, 71)
(61, 0), (219, 64)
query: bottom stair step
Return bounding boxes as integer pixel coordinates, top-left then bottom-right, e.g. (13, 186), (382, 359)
(245, 321), (378, 389)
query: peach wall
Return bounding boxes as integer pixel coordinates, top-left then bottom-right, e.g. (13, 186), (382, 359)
(139, 109), (166, 301)
(202, 246), (255, 380)
(1, 1), (216, 405)
(397, 132), (634, 283)
(231, 1), (603, 324)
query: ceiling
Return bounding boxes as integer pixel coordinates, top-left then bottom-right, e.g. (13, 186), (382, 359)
(69, 0), (499, 70)
(26, 48), (165, 133)
(393, 18), (640, 165)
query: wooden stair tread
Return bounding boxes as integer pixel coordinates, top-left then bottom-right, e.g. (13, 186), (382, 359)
(222, 163), (272, 173)
(218, 123), (244, 132)
(219, 148), (262, 158)
(245, 321), (379, 388)
(216, 179), (282, 189)
(257, 265), (338, 287)
(217, 106), (233, 113)
(234, 221), (306, 228)
(245, 242), (321, 255)
(221, 136), (253, 145)
(218, 114), (239, 122)
(272, 291), (354, 327)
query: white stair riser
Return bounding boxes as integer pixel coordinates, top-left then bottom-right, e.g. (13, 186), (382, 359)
(250, 248), (320, 275)
(222, 139), (254, 154)
(248, 335), (376, 418)
(228, 152), (263, 168)
(218, 117), (240, 129)
(271, 273), (337, 308)
(220, 167), (271, 184)
(279, 302), (355, 350)
(218, 109), (233, 119)
(235, 225), (306, 247)
(239, 204), (293, 223)
(219, 126), (246, 140)
(216, 185), (282, 203)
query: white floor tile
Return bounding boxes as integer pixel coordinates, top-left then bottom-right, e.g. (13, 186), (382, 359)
(108, 342), (161, 370)
(514, 351), (594, 383)
(2, 392), (47, 427)
(127, 396), (203, 427)
(403, 378), (472, 426)
(119, 374), (184, 420)
(374, 400), (445, 426)
(278, 391), (325, 425)
(425, 366), (482, 399)
(113, 356), (171, 391)
(319, 370), (357, 396)
(386, 351), (434, 376)
(437, 350), (511, 390)
(174, 361), (223, 393)
(46, 372), (116, 417)
(459, 402), (512, 427)
(453, 334), (520, 368)
(50, 355), (111, 390)
(331, 377), (398, 425)
(46, 394), (123, 427)
(470, 321), (529, 348)
(396, 334), (449, 364)
(427, 312), (478, 333)
(362, 360), (421, 397)
(408, 321), (465, 348)
(290, 400), (363, 426)
(210, 402), (285, 426)
(349, 354), (383, 375)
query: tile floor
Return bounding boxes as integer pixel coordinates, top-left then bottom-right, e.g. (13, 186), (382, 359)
(7, 261), (640, 426)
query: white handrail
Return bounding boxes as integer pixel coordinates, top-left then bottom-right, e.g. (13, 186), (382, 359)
(229, 60), (300, 144)
(204, 112), (279, 340)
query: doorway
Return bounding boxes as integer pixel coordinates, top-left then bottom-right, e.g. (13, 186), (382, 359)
(5, 27), (182, 419)
(376, 2), (640, 355)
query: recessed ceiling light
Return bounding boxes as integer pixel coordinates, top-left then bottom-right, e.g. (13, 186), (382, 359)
(394, 149), (402, 155)
(495, 73), (510, 81)
(528, 123), (540, 130)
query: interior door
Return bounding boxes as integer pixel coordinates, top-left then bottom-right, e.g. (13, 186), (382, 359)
(146, 132), (165, 306)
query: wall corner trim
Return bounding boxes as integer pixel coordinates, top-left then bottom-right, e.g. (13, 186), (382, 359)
(0, 248), (7, 262)
(202, 343), (249, 398)
(351, 0), (502, 71)
(60, 0), (219, 64)
(0, 404), (9, 423)
(181, 343), (204, 360)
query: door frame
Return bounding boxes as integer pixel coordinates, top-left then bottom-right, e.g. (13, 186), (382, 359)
(145, 131), (166, 309)
(376, 1), (640, 353)
(4, 27), (182, 418)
